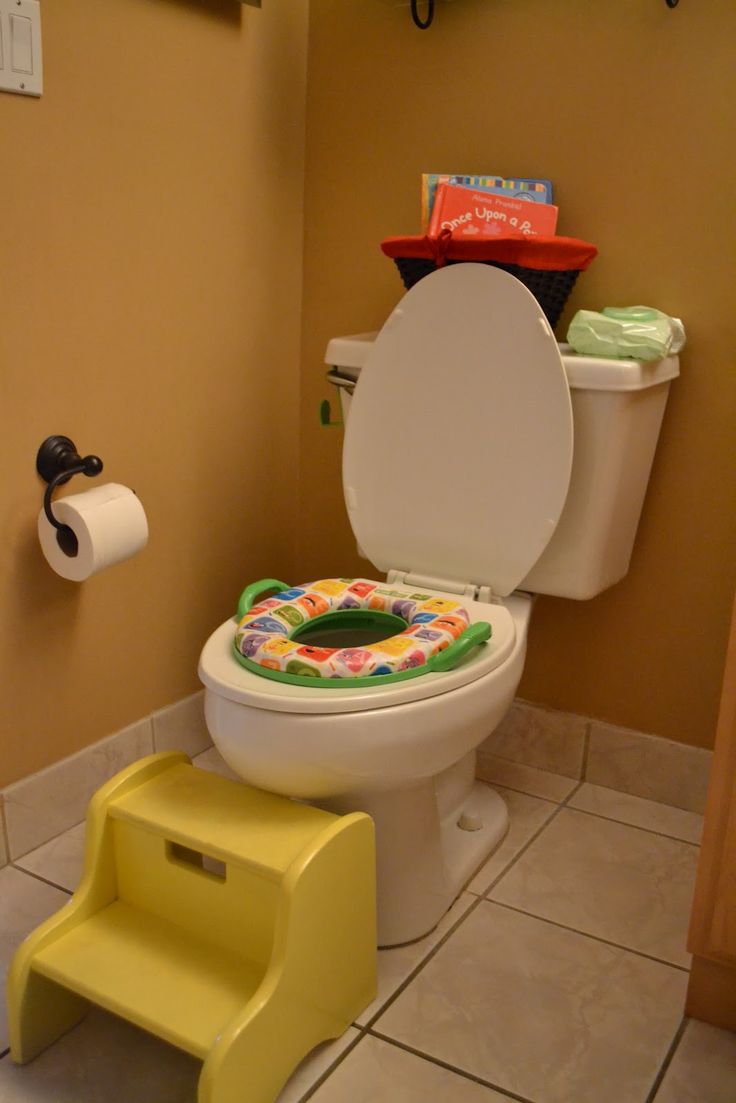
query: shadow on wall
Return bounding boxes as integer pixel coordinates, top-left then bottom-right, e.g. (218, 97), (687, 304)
(158, 0), (242, 28)
(1, 510), (82, 686)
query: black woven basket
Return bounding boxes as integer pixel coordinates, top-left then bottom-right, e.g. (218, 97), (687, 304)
(393, 256), (581, 330)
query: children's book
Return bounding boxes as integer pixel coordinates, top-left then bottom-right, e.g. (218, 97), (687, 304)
(421, 173), (553, 228)
(427, 183), (559, 239)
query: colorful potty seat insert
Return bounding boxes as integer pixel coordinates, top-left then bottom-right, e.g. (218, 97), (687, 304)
(234, 577), (491, 687)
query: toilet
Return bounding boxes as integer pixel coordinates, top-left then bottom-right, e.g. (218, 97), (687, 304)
(199, 264), (679, 946)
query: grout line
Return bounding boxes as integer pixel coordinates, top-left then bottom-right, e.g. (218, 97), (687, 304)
(359, 784), (589, 1032)
(561, 778), (585, 805)
(580, 719), (592, 780)
(475, 790), (574, 900)
(356, 781), (584, 1026)
(489, 772), (701, 847)
(298, 1027), (369, 1103)
(484, 899), (691, 973)
(9, 861), (74, 897)
(478, 778), (576, 805)
(0, 798), (10, 870)
(191, 742), (216, 761)
(560, 804), (701, 848)
(6, 815), (87, 867)
(644, 1015), (689, 1103)
(367, 1030), (538, 1103)
(359, 894), (487, 1032)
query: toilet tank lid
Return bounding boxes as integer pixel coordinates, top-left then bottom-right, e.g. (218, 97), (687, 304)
(325, 333), (680, 392)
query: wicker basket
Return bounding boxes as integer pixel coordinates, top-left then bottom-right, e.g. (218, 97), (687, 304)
(381, 232), (598, 331)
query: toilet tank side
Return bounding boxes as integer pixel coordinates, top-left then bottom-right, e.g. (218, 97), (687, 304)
(519, 380), (672, 600)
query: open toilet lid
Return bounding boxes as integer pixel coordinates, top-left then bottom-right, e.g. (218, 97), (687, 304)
(342, 264), (574, 597)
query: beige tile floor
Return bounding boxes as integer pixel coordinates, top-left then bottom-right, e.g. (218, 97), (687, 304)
(1, 752), (735, 1102)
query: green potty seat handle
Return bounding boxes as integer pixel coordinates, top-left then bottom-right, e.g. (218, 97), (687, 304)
(236, 578), (291, 621)
(427, 622), (491, 673)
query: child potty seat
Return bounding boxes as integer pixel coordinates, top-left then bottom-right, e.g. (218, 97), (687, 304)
(234, 578), (491, 689)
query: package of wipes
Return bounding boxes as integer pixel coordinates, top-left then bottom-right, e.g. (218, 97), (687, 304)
(567, 306), (686, 361)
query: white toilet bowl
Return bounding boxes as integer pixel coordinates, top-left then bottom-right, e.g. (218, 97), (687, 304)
(198, 264), (678, 946)
(200, 589), (530, 945)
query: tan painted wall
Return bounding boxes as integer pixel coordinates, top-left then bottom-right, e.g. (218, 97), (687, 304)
(0, 0), (308, 786)
(300, 0), (736, 749)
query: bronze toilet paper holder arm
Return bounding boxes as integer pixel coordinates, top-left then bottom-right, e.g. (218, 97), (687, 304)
(36, 436), (104, 556)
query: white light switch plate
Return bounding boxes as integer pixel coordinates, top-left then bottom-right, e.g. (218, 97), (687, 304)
(0, 0), (42, 97)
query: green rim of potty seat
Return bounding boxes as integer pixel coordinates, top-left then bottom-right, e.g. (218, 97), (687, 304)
(232, 578), (492, 689)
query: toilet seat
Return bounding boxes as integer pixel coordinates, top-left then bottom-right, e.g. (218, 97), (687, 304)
(200, 588), (521, 715)
(234, 577), (491, 687)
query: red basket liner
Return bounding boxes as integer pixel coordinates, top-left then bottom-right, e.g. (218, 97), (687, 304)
(381, 230), (598, 273)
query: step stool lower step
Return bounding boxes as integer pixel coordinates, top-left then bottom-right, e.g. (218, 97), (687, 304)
(32, 900), (264, 1058)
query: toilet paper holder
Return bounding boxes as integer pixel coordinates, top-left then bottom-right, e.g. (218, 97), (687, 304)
(36, 435), (104, 557)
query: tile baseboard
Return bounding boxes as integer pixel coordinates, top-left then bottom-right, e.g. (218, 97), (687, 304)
(477, 699), (587, 780)
(0, 691), (712, 868)
(586, 719), (712, 814)
(0, 691), (212, 864)
(478, 699), (713, 815)
(150, 692), (213, 760)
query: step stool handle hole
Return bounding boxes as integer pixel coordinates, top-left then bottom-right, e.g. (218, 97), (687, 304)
(167, 841), (227, 881)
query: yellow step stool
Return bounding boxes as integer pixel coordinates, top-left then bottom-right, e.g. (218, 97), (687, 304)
(7, 752), (377, 1102)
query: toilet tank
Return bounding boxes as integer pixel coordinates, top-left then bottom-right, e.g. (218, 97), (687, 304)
(324, 334), (679, 601)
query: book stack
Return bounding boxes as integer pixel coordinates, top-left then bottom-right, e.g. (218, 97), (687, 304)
(422, 173), (558, 239)
(428, 184), (558, 239)
(421, 173), (552, 225)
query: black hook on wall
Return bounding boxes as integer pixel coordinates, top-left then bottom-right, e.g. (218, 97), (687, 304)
(36, 436), (103, 556)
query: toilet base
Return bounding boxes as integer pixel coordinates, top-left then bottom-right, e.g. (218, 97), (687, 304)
(320, 756), (508, 947)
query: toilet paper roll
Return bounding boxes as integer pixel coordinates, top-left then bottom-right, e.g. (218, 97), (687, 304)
(37, 483), (149, 581)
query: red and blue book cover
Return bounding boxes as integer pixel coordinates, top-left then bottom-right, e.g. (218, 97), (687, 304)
(421, 173), (553, 227)
(428, 183), (559, 239)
